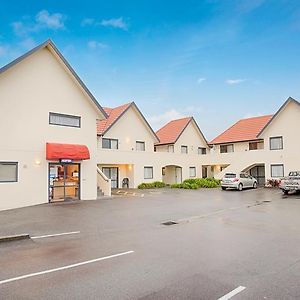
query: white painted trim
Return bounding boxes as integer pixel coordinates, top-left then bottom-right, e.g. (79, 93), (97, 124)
(31, 231), (80, 239)
(0, 250), (134, 285)
(218, 286), (246, 300)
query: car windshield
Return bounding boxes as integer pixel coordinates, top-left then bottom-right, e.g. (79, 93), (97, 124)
(289, 171), (300, 177)
(224, 173), (236, 178)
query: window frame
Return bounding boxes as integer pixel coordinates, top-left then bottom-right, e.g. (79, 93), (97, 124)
(144, 166), (153, 179)
(0, 162), (18, 183)
(220, 144), (234, 153)
(189, 167), (196, 178)
(271, 164), (284, 178)
(136, 141), (146, 151)
(198, 147), (207, 155)
(168, 145), (174, 153)
(181, 145), (188, 154)
(102, 138), (119, 149)
(49, 112), (81, 128)
(269, 136), (283, 150)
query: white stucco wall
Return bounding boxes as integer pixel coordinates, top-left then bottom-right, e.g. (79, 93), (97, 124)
(0, 46), (103, 210)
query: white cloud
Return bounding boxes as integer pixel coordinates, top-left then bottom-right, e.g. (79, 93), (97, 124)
(19, 37), (37, 50)
(184, 105), (202, 113)
(81, 18), (95, 26)
(225, 79), (246, 85)
(35, 10), (65, 29)
(100, 17), (128, 30)
(197, 77), (206, 84)
(11, 10), (66, 36)
(87, 40), (109, 49)
(148, 109), (184, 130)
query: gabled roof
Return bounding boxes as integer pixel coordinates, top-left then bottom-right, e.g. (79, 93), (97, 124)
(97, 102), (159, 142)
(0, 39), (107, 118)
(97, 102), (131, 135)
(257, 97), (300, 137)
(209, 114), (273, 145)
(155, 117), (208, 146)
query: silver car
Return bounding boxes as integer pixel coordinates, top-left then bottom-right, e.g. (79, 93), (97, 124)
(221, 172), (258, 191)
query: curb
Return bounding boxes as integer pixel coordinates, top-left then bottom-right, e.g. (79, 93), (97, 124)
(0, 234), (30, 243)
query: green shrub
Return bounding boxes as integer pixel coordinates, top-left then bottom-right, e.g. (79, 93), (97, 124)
(171, 178), (220, 189)
(138, 181), (166, 189)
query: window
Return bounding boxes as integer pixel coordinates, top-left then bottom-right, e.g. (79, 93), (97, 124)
(0, 162), (18, 183)
(136, 141), (145, 151)
(220, 144), (234, 153)
(189, 167), (196, 177)
(198, 147), (207, 155)
(181, 145), (188, 154)
(144, 167), (153, 179)
(249, 141), (264, 150)
(271, 164), (284, 177)
(102, 138), (118, 149)
(270, 137), (283, 150)
(168, 145), (174, 153)
(49, 112), (80, 128)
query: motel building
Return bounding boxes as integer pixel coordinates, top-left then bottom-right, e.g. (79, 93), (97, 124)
(1, 40), (300, 211)
(0, 40), (107, 211)
(206, 98), (300, 183)
(97, 104), (210, 189)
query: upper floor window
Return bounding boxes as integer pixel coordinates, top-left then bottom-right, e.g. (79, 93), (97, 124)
(181, 145), (188, 154)
(49, 112), (80, 128)
(198, 147), (207, 155)
(189, 167), (196, 177)
(220, 144), (234, 153)
(102, 138), (118, 149)
(270, 137), (283, 150)
(168, 145), (174, 153)
(136, 141), (145, 151)
(0, 162), (18, 183)
(249, 141), (264, 150)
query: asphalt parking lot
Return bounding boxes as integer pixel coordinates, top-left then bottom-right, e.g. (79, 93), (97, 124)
(1, 187), (300, 299)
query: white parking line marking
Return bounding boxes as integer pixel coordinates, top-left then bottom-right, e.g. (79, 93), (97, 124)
(218, 286), (246, 300)
(31, 231), (80, 239)
(0, 250), (134, 285)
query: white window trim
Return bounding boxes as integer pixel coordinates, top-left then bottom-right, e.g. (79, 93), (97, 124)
(144, 166), (153, 179)
(0, 162), (18, 183)
(271, 164), (284, 177)
(49, 112), (81, 128)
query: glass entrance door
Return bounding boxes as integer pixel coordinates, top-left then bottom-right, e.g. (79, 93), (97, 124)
(102, 167), (119, 188)
(49, 163), (80, 202)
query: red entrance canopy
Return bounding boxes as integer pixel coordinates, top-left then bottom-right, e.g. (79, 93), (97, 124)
(46, 143), (90, 160)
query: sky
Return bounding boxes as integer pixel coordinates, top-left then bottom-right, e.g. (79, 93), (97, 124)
(1, 0), (300, 140)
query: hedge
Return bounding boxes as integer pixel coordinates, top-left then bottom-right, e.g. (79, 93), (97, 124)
(171, 178), (220, 189)
(138, 181), (166, 189)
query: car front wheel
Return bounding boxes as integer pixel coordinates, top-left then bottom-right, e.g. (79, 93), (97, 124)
(283, 190), (289, 195)
(253, 182), (257, 189)
(221, 187), (226, 191)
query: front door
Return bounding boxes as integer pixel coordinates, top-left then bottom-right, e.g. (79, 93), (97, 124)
(175, 167), (182, 183)
(49, 163), (80, 202)
(102, 167), (119, 188)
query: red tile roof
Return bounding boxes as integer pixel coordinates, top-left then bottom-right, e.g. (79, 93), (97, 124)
(156, 117), (192, 145)
(97, 103), (131, 135)
(209, 114), (273, 144)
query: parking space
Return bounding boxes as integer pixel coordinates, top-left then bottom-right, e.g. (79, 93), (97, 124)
(0, 188), (300, 299)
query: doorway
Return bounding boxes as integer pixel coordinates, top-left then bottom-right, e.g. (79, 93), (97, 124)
(102, 167), (119, 188)
(249, 165), (265, 186)
(175, 167), (182, 183)
(49, 163), (80, 202)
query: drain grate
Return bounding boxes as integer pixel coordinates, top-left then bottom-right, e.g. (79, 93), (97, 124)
(161, 221), (178, 226)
